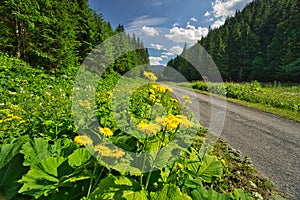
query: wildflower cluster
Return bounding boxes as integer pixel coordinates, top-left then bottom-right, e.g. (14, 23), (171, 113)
(149, 88), (160, 104)
(152, 84), (173, 93)
(148, 84), (173, 104)
(94, 145), (125, 159)
(73, 134), (125, 159)
(143, 71), (158, 81)
(78, 100), (92, 109)
(0, 109), (26, 124)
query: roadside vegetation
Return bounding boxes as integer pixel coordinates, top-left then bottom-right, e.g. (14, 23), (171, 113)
(0, 55), (283, 199)
(176, 81), (300, 122)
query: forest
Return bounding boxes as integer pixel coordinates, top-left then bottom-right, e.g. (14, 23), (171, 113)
(0, 0), (149, 73)
(166, 0), (300, 82)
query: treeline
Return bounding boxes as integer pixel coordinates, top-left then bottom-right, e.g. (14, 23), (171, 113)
(0, 0), (149, 73)
(167, 0), (300, 82)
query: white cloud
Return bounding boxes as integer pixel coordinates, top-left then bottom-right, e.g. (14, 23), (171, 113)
(165, 24), (209, 44)
(150, 43), (167, 51)
(207, 0), (252, 30)
(147, 0), (171, 6)
(212, 0), (252, 18)
(159, 46), (183, 60)
(162, 52), (174, 57)
(142, 26), (159, 36)
(127, 15), (167, 33)
(149, 57), (163, 65)
(169, 46), (183, 55)
(151, 0), (163, 6)
(211, 18), (226, 29)
(172, 22), (179, 27)
(190, 17), (198, 22)
(204, 11), (211, 17)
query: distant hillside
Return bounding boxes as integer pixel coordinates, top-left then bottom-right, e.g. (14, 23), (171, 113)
(151, 65), (166, 73)
(167, 0), (300, 82)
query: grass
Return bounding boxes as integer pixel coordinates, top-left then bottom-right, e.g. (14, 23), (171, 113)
(175, 81), (300, 122)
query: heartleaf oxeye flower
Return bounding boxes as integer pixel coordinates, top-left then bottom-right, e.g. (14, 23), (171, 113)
(74, 135), (93, 146)
(99, 127), (114, 137)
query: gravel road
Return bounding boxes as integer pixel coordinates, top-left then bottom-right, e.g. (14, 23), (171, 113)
(169, 85), (300, 199)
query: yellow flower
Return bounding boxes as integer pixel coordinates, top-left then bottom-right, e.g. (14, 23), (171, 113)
(99, 127), (114, 137)
(155, 116), (167, 126)
(177, 163), (184, 170)
(182, 95), (190, 99)
(74, 135), (93, 146)
(184, 100), (192, 104)
(143, 71), (158, 81)
(150, 94), (156, 102)
(11, 115), (22, 120)
(221, 159), (226, 165)
(137, 121), (161, 136)
(171, 98), (178, 103)
(3, 118), (13, 122)
(149, 89), (155, 94)
(0, 120), (3, 123)
(95, 145), (112, 157)
(152, 84), (173, 93)
(157, 115), (194, 130)
(94, 145), (125, 159)
(78, 100), (92, 109)
(164, 115), (181, 129)
(175, 115), (194, 128)
(113, 149), (125, 159)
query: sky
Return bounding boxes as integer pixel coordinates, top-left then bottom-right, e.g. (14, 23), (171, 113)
(88, 0), (253, 65)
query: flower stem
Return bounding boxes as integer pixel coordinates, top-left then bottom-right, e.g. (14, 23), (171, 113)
(140, 137), (149, 187)
(87, 162), (97, 198)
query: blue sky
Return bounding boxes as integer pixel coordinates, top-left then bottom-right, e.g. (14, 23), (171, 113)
(88, 0), (252, 65)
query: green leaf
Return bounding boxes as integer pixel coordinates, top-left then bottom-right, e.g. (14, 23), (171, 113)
(153, 142), (178, 169)
(150, 184), (192, 200)
(191, 187), (228, 200)
(0, 136), (29, 168)
(18, 156), (66, 199)
(198, 155), (223, 183)
(68, 148), (92, 168)
(21, 138), (77, 166)
(51, 138), (78, 158)
(0, 154), (29, 200)
(113, 163), (142, 176)
(230, 189), (253, 200)
(20, 138), (52, 166)
(186, 149), (201, 176)
(38, 156), (66, 177)
(183, 178), (203, 189)
(62, 174), (90, 184)
(89, 175), (148, 200)
(43, 120), (55, 126)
